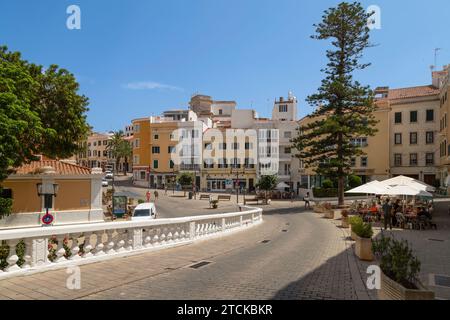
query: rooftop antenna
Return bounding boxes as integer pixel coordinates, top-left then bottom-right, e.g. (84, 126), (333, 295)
(432, 48), (442, 71)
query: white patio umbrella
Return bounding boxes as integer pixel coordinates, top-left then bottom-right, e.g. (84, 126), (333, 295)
(345, 180), (390, 195)
(379, 175), (435, 192)
(382, 185), (432, 197)
(276, 182), (290, 190)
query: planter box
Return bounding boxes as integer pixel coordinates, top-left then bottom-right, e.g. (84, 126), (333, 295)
(354, 235), (373, 261)
(313, 206), (323, 213)
(323, 210), (335, 219)
(349, 224), (357, 240)
(378, 271), (435, 300)
(341, 216), (349, 228)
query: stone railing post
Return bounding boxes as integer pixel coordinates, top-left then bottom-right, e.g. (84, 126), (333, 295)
(221, 218), (226, 231)
(133, 228), (143, 250)
(239, 215), (243, 227)
(31, 238), (49, 267)
(189, 221), (196, 240)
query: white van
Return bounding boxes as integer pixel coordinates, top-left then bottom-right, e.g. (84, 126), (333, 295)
(131, 203), (157, 220)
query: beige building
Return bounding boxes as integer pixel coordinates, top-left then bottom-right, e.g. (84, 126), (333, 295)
(436, 66), (450, 187)
(78, 132), (114, 170)
(0, 160), (103, 229)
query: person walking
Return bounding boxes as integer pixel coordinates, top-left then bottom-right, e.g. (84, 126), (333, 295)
(304, 192), (311, 209)
(164, 185), (168, 195)
(154, 190), (159, 202)
(382, 198), (392, 230)
(146, 190), (151, 202)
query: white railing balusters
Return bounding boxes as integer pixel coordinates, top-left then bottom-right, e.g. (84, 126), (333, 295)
(0, 206), (262, 279)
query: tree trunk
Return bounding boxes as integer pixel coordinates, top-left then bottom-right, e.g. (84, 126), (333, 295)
(338, 175), (345, 207)
(123, 157), (128, 176)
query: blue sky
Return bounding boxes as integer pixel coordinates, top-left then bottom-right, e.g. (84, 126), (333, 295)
(1, 0), (450, 132)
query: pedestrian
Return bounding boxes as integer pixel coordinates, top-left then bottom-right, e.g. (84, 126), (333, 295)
(382, 198), (392, 230)
(304, 192), (311, 209)
(164, 185), (168, 195)
(154, 190), (159, 201)
(146, 190), (151, 202)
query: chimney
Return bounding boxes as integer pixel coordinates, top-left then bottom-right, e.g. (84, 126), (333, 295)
(432, 66), (449, 88)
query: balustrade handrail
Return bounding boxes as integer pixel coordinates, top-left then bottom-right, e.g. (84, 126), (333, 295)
(0, 206), (261, 241)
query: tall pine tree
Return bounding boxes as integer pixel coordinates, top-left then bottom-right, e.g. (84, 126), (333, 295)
(292, 2), (378, 206)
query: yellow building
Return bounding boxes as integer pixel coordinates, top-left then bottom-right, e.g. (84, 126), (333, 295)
(0, 160), (104, 229)
(78, 132), (114, 170)
(131, 117), (179, 188)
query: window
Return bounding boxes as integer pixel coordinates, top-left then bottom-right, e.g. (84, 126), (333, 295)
(279, 105), (288, 112)
(410, 111), (418, 123)
(394, 154), (402, 167)
(232, 142), (240, 150)
(426, 109), (434, 122)
(410, 153), (418, 166)
(231, 158), (241, 168)
(204, 159), (214, 169)
(219, 143), (227, 150)
(394, 133), (402, 145)
(169, 160), (174, 169)
(134, 139), (140, 148)
(244, 158), (255, 168)
(351, 137), (368, 147)
(133, 155), (140, 165)
(426, 131), (434, 144)
(284, 147), (292, 154)
(361, 157), (368, 167)
(153, 160), (159, 169)
(426, 153), (434, 166)
(410, 132), (417, 145)
(93, 141), (97, 147)
(219, 109), (223, 115)
(103, 140), (108, 146)
(191, 130), (199, 138)
(245, 142), (253, 150)
(350, 158), (356, 167)
(205, 143), (212, 150)
(218, 158), (228, 168)
(134, 124), (140, 133)
(284, 131), (292, 139)
(152, 146), (160, 154)
(168, 146), (176, 153)
(139, 171), (146, 180)
(395, 112), (402, 124)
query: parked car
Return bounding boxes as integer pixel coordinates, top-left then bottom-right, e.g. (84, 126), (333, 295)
(102, 179), (109, 187)
(131, 203), (157, 220)
(105, 171), (114, 179)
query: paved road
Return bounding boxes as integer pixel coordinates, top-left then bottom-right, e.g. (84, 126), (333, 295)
(0, 207), (370, 300)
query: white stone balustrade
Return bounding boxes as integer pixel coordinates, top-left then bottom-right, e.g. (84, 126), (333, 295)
(0, 206), (262, 279)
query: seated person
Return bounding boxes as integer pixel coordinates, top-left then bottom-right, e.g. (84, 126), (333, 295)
(418, 207), (432, 220)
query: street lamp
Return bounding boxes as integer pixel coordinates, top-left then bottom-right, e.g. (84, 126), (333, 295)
(230, 166), (246, 204)
(36, 183), (59, 225)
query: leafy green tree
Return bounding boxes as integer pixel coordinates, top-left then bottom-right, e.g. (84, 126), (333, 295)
(177, 172), (194, 196)
(322, 179), (334, 189)
(348, 175), (362, 188)
(291, 2), (378, 206)
(0, 46), (89, 218)
(106, 131), (131, 175)
(256, 175), (278, 203)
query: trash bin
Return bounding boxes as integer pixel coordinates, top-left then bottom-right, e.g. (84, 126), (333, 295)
(188, 191), (193, 199)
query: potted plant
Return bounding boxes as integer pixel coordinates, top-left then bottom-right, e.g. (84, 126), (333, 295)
(372, 235), (434, 300)
(210, 200), (219, 209)
(349, 216), (363, 240)
(352, 221), (374, 261)
(341, 210), (349, 228)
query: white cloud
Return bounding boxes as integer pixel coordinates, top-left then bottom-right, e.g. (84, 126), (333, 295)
(123, 81), (183, 92)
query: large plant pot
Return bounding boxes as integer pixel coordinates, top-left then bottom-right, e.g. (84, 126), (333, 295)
(341, 216), (349, 228)
(323, 210), (335, 219)
(354, 235), (373, 261)
(378, 271), (435, 300)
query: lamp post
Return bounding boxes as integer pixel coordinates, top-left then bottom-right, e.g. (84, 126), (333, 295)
(36, 182), (59, 226)
(231, 166), (246, 204)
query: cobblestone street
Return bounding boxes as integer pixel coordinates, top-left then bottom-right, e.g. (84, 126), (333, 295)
(0, 207), (373, 300)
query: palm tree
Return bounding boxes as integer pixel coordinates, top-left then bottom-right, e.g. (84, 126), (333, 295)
(107, 131), (125, 174)
(119, 140), (132, 175)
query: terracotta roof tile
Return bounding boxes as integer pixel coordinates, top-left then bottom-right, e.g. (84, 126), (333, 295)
(388, 85), (439, 100)
(13, 160), (92, 175)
